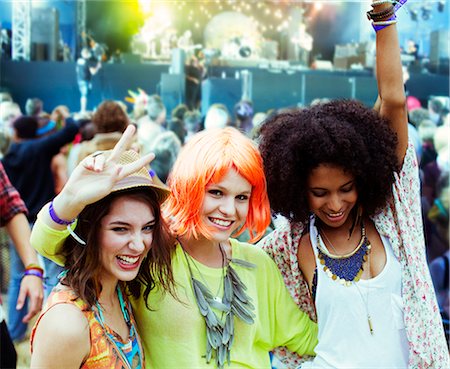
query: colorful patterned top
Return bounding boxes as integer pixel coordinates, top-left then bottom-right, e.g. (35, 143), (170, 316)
(31, 286), (145, 369)
(258, 145), (450, 369)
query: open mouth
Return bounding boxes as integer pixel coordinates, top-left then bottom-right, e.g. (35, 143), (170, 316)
(326, 211), (343, 218)
(116, 255), (140, 267)
(209, 217), (233, 228)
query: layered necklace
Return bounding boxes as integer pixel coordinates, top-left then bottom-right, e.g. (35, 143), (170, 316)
(180, 241), (256, 369)
(95, 286), (143, 368)
(316, 220), (371, 286)
(315, 218), (374, 334)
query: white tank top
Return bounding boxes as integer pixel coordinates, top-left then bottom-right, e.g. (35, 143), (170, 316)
(302, 217), (409, 369)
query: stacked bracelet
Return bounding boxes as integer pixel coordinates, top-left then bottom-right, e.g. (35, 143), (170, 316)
(25, 263), (44, 273)
(368, 0), (407, 32)
(367, 5), (395, 22)
(49, 200), (76, 225)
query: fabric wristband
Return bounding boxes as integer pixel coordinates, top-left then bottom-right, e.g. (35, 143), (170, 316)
(49, 200), (76, 225)
(372, 14), (397, 32)
(23, 269), (44, 279)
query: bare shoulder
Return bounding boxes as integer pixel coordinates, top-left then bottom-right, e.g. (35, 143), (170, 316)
(297, 232), (316, 290)
(31, 303), (90, 369)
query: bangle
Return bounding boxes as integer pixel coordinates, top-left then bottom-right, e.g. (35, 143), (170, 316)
(49, 200), (76, 225)
(23, 269), (44, 279)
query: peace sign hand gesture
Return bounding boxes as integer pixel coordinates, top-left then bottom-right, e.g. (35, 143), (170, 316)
(51, 125), (155, 223)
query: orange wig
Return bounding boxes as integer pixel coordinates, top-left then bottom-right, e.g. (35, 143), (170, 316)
(164, 127), (271, 243)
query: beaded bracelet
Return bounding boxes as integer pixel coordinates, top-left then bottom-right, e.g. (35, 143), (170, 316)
(49, 200), (76, 225)
(23, 269), (44, 279)
(367, 5), (395, 21)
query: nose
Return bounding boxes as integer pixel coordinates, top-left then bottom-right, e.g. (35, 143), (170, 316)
(128, 232), (147, 253)
(328, 194), (343, 212)
(219, 197), (236, 217)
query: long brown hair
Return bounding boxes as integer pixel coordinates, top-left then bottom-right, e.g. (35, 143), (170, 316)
(61, 188), (176, 309)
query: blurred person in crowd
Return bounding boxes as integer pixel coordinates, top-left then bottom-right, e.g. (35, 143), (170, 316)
(428, 97), (446, 126)
(204, 103), (230, 130)
(185, 54), (206, 110)
(1, 114), (78, 341)
(183, 109), (202, 143)
(76, 100), (130, 164)
(137, 94), (167, 155)
(76, 47), (101, 113)
(149, 131), (182, 183)
(234, 100), (254, 136)
(1, 162), (43, 369)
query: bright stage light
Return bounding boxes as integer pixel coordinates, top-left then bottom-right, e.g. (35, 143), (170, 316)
(138, 0), (152, 15)
(314, 3), (323, 11)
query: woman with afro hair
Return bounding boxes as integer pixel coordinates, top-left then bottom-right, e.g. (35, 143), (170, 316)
(258, 1), (449, 368)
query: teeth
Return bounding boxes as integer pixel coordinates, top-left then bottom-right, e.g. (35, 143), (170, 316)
(210, 218), (232, 227)
(327, 212), (343, 218)
(117, 255), (139, 264)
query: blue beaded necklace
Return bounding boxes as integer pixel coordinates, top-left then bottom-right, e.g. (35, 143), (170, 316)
(316, 220), (371, 287)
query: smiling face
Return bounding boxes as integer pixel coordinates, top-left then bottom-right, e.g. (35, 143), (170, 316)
(98, 195), (155, 284)
(200, 169), (252, 243)
(307, 164), (358, 229)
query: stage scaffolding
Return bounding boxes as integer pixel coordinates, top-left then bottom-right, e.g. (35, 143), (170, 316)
(12, 0), (31, 61)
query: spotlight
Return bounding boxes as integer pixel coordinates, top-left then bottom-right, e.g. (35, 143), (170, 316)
(410, 9), (419, 21)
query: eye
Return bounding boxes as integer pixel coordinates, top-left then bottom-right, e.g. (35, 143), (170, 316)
(208, 189), (223, 197)
(341, 184), (354, 193)
(236, 194), (249, 201)
(310, 190), (326, 197)
(111, 227), (127, 232)
(143, 224), (155, 232)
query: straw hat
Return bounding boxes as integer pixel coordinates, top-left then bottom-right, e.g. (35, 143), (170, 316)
(109, 149), (170, 203)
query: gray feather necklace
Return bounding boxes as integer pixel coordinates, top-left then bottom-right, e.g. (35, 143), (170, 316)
(181, 241), (256, 368)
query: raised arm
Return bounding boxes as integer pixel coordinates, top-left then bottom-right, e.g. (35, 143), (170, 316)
(372, 0), (408, 164)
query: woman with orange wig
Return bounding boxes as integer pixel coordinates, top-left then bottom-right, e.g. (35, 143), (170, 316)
(31, 125), (317, 368)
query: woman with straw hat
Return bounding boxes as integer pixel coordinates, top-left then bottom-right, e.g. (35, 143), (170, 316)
(30, 126), (174, 369)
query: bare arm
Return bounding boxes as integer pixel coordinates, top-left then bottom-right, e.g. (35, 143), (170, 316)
(6, 213), (44, 322)
(30, 303), (90, 369)
(374, 2), (408, 165)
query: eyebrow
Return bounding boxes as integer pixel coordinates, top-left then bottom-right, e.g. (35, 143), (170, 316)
(108, 219), (156, 226)
(310, 180), (355, 190)
(208, 184), (252, 195)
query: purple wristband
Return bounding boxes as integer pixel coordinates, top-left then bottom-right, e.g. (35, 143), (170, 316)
(23, 269), (44, 279)
(49, 200), (75, 225)
(372, 14), (397, 32)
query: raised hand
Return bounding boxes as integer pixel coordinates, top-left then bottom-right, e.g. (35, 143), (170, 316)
(52, 125), (155, 221)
